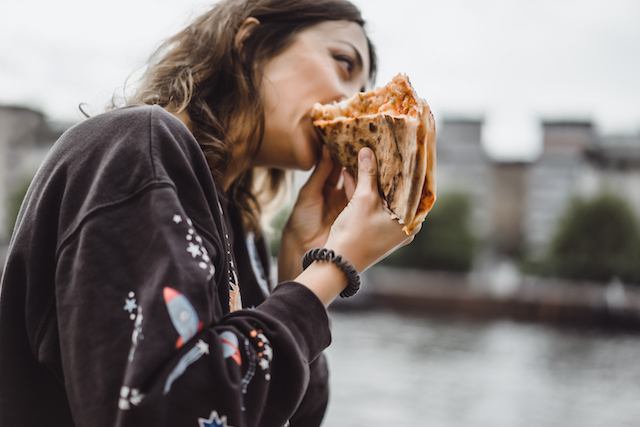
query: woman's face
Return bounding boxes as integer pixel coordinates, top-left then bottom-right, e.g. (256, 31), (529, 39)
(254, 20), (371, 171)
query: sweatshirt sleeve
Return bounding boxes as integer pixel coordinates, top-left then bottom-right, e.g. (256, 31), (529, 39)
(52, 183), (331, 427)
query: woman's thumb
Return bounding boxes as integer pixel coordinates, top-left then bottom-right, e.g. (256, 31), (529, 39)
(355, 147), (378, 192)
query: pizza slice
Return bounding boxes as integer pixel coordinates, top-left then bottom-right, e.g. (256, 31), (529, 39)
(312, 73), (436, 234)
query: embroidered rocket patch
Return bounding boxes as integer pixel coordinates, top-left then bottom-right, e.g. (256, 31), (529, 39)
(163, 286), (203, 349)
(198, 410), (234, 427)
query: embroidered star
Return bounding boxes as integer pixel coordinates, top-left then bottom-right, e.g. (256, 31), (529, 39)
(118, 398), (130, 410)
(196, 339), (210, 355)
(173, 214), (183, 224)
(261, 345), (273, 361)
(259, 358), (270, 371)
(118, 386), (131, 410)
(123, 298), (138, 313)
(187, 242), (202, 258)
(129, 389), (144, 406)
(198, 410), (231, 427)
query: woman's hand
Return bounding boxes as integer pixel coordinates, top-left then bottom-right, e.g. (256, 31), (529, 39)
(293, 146), (419, 306)
(325, 147), (418, 273)
(277, 146), (349, 282)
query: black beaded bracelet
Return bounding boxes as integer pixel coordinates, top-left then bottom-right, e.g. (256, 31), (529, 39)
(302, 248), (361, 298)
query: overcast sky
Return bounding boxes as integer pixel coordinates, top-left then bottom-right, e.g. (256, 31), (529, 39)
(1, 0), (639, 160)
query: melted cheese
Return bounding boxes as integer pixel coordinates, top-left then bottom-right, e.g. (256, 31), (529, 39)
(312, 74), (423, 121)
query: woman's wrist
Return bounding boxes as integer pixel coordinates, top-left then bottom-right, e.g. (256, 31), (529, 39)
(294, 261), (349, 307)
(302, 248), (361, 298)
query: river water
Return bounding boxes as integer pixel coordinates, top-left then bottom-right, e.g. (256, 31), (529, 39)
(322, 309), (640, 427)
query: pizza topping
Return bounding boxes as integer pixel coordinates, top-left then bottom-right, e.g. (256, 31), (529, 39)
(312, 74), (424, 122)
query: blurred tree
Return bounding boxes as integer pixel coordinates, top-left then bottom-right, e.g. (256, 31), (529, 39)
(381, 192), (477, 272)
(542, 193), (640, 284)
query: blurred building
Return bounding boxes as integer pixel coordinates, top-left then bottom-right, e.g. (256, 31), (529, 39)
(523, 121), (599, 253)
(435, 118), (492, 240)
(437, 117), (640, 258)
(586, 134), (640, 216)
(491, 161), (527, 255)
(0, 106), (72, 243)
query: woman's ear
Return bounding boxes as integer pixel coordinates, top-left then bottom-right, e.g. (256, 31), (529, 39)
(235, 17), (260, 51)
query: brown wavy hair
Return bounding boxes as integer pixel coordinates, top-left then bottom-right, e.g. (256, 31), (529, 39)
(127, 0), (377, 233)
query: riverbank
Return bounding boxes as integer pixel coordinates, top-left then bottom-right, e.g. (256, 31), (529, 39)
(334, 266), (640, 330)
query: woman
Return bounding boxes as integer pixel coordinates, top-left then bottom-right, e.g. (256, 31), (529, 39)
(0, 0), (417, 426)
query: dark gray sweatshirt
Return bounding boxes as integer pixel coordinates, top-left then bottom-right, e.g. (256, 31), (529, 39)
(0, 105), (330, 427)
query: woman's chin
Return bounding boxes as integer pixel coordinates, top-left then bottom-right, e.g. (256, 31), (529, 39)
(303, 147), (323, 170)
(297, 157), (316, 172)
(291, 144), (321, 171)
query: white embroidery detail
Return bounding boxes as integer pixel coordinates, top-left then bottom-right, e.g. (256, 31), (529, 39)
(164, 339), (210, 394)
(128, 307), (144, 362)
(187, 242), (202, 258)
(123, 298), (137, 314)
(259, 358), (270, 370)
(198, 410), (233, 427)
(173, 213), (216, 283)
(119, 386), (145, 410)
(196, 339), (210, 355)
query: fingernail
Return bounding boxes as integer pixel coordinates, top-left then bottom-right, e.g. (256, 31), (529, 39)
(359, 147), (372, 163)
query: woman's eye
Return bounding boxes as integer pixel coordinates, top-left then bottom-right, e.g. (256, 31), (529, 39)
(334, 54), (354, 76)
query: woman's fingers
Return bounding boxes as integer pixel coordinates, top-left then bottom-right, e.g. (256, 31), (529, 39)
(342, 147), (376, 201)
(325, 154), (343, 189)
(342, 169), (355, 200)
(301, 146), (334, 193)
(352, 147), (377, 197)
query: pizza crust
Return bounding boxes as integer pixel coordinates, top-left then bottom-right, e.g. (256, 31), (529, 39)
(312, 74), (436, 234)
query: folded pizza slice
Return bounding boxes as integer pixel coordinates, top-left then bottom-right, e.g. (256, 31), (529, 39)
(312, 73), (436, 234)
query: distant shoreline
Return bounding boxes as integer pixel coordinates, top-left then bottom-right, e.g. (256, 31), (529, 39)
(332, 266), (640, 330)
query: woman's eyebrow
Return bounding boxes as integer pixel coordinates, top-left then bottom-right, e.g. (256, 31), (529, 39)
(336, 40), (364, 72)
